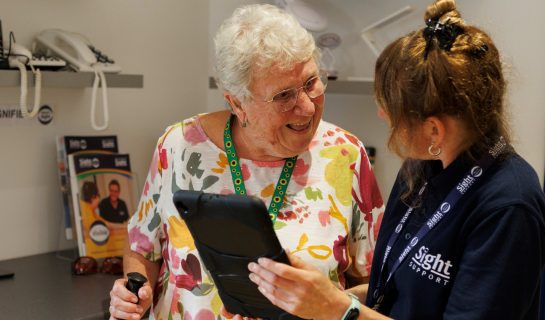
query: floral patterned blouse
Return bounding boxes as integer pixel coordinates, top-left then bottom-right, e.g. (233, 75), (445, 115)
(128, 115), (384, 320)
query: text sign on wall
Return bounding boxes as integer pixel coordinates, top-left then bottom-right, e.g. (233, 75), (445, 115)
(0, 104), (53, 126)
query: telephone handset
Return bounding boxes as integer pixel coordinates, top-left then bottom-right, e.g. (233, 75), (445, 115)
(1, 29), (42, 119)
(7, 42), (31, 66)
(34, 29), (121, 73)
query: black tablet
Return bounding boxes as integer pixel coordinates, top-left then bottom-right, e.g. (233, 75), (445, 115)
(173, 190), (301, 320)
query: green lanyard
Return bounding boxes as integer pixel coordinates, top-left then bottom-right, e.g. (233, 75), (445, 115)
(223, 115), (297, 223)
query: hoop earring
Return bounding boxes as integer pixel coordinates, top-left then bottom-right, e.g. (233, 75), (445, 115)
(428, 144), (442, 157)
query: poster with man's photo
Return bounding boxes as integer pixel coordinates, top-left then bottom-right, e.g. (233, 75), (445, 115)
(68, 152), (137, 258)
(55, 135), (119, 241)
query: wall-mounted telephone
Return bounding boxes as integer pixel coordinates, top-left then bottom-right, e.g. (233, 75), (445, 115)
(34, 29), (121, 73)
(34, 29), (121, 130)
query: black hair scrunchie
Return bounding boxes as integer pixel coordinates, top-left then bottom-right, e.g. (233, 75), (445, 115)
(423, 18), (463, 59)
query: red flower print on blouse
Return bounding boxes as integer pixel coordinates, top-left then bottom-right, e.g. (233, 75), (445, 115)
(352, 147), (383, 216)
(128, 226), (154, 254)
(161, 223), (170, 264)
(175, 253), (202, 291)
(155, 125), (176, 175)
(344, 133), (360, 146)
(241, 163), (251, 181)
(365, 250), (374, 275)
(170, 246), (181, 268)
(333, 235), (348, 272)
(185, 121), (208, 146)
(158, 144), (168, 170)
(153, 263), (167, 306)
(277, 210), (297, 221)
(293, 158), (310, 176)
(293, 158), (312, 185)
(170, 284), (181, 314)
(318, 210), (331, 226)
(335, 137), (346, 145)
(374, 211), (384, 240)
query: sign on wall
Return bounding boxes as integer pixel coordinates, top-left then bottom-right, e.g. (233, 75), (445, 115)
(0, 104), (53, 126)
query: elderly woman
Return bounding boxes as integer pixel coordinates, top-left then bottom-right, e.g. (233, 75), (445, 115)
(108, 4), (383, 320)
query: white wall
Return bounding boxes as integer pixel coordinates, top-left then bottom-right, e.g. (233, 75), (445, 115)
(0, 0), (209, 260)
(461, 0), (545, 183)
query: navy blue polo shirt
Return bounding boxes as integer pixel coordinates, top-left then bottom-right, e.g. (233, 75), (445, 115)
(366, 153), (545, 319)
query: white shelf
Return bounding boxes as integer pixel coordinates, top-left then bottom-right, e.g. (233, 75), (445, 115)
(0, 70), (143, 88)
(328, 78), (374, 95)
(208, 76), (373, 95)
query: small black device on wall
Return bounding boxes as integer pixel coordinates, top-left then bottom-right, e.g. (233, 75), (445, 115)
(0, 19), (8, 69)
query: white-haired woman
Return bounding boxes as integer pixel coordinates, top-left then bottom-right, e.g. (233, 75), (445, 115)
(108, 4), (383, 320)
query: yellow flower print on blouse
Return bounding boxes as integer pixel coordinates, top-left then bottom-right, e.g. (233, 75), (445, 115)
(320, 144), (359, 206)
(167, 216), (195, 250)
(211, 153), (228, 174)
(261, 183), (275, 198)
(137, 199), (154, 222)
(292, 232), (332, 260)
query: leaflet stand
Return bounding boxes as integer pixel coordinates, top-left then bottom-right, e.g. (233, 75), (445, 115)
(56, 205), (78, 262)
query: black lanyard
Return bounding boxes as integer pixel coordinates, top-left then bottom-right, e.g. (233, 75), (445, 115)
(371, 138), (508, 310)
(223, 115), (297, 224)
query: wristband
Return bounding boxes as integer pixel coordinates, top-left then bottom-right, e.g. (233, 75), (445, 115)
(341, 292), (361, 320)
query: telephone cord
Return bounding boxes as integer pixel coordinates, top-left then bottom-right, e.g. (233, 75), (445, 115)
(90, 68), (109, 131)
(29, 63), (42, 118)
(14, 60), (42, 119)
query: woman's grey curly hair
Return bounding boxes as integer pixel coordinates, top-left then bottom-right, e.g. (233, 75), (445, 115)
(214, 4), (320, 102)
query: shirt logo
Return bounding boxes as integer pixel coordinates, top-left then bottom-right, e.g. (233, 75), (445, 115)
(456, 174), (476, 194)
(470, 166), (483, 178)
(440, 202), (451, 213)
(408, 246), (452, 286)
(489, 137), (507, 158)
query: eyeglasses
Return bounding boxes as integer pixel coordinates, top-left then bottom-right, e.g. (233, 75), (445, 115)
(264, 70), (328, 113)
(72, 256), (123, 275)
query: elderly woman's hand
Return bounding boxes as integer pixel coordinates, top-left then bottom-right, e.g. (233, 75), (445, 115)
(109, 277), (153, 320)
(248, 252), (352, 320)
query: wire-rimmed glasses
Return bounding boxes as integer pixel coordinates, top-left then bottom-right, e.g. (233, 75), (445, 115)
(264, 70), (328, 113)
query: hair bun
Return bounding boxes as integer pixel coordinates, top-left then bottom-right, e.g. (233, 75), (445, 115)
(424, 0), (461, 23)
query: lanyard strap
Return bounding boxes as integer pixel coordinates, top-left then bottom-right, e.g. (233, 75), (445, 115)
(223, 115), (297, 223)
(371, 137), (508, 309)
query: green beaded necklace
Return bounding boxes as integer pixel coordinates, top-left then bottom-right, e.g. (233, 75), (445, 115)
(223, 115), (297, 223)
